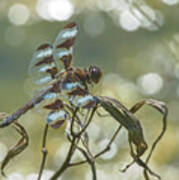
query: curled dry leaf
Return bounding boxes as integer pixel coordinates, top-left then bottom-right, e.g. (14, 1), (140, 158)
(97, 96), (168, 180)
(1, 122), (29, 177)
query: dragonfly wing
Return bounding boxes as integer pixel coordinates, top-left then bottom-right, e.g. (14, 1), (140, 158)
(68, 87), (97, 109)
(28, 43), (58, 86)
(53, 22), (78, 70)
(28, 42), (69, 126)
(34, 95), (70, 129)
(33, 87), (61, 114)
(44, 99), (70, 129)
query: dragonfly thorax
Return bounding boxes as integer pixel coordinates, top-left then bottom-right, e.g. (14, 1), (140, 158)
(60, 65), (103, 92)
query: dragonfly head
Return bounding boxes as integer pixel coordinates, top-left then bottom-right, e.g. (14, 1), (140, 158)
(88, 65), (102, 84)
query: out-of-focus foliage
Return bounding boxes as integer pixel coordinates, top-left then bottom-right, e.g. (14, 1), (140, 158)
(0, 0), (179, 179)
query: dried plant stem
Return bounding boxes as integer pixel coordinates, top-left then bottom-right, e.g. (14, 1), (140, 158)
(69, 124), (122, 167)
(38, 124), (49, 180)
(0, 97), (168, 180)
(77, 106), (97, 137)
(77, 146), (97, 180)
(50, 105), (98, 180)
(130, 99), (168, 180)
(50, 137), (77, 180)
(50, 106), (79, 180)
(1, 122), (29, 176)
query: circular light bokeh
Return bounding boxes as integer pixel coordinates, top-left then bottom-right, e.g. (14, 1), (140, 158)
(119, 10), (141, 31)
(8, 3), (30, 25)
(137, 73), (163, 95)
(36, 0), (74, 21)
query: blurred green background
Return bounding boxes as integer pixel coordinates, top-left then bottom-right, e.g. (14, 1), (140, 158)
(0, 0), (179, 179)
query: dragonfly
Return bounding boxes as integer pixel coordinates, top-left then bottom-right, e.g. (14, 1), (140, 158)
(0, 22), (102, 129)
(0, 22), (167, 180)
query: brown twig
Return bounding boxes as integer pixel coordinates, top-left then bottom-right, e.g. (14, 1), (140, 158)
(131, 99), (168, 180)
(69, 124), (122, 167)
(1, 122), (29, 176)
(50, 137), (77, 180)
(77, 146), (97, 180)
(38, 124), (49, 180)
(97, 96), (167, 180)
(50, 107), (81, 180)
(0, 97), (168, 180)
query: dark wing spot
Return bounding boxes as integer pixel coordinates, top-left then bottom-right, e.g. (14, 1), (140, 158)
(35, 55), (54, 66)
(63, 22), (76, 29)
(61, 55), (72, 69)
(82, 100), (96, 109)
(37, 44), (52, 51)
(50, 120), (65, 129)
(68, 87), (88, 96)
(43, 99), (64, 110)
(46, 67), (58, 78)
(56, 37), (75, 49)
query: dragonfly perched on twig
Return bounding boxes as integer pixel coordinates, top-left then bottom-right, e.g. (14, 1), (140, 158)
(0, 22), (102, 129)
(0, 22), (168, 180)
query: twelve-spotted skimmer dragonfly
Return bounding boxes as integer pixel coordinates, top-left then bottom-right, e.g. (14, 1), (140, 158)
(0, 22), (102, 129)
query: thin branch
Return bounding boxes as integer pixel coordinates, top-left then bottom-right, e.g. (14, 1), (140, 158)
(80, 109), (94, 160)
(77, 146), (97, 180)
(120, 136), (161, 180)
(76, 105), (97, 137)
(144, 99), (168, 179)
(38, 124), (49, 180)
(69, 124), (122, 167)
(129, 99), (168, 175)
(1, 122), (29, 176)
(70, 107), (79, 137)
(50, 137), (77, 180)
(50, 107), (81, 180)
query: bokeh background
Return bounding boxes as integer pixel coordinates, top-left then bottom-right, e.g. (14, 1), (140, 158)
(0, 0), (179, 179)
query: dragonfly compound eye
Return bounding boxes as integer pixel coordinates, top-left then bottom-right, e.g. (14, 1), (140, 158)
(89, 65), (102, 84)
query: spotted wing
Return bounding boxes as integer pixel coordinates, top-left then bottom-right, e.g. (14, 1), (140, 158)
(53, 22), (78, 70)
(43, 99), (71, 129)
(42, 87), (97, 129)
(28, 22), (89, 128)
(28, 43), (58, 87)
(67, 87), (97, 109)
(28, 23), (78, 129)
(28, 43), (67, 128)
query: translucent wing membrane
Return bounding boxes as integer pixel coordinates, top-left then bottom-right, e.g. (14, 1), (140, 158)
(53, 22), (78, 69)
(28, 43), (63, 128)
(28, 43), (58, 86)
(35, 93), (70, 129)
(28, 22), (96, 129)
(43, 99), (70, 129)
(29, 22), (78, 87)
(32, 85), (69, 129)
(68, 87), (97, 108)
